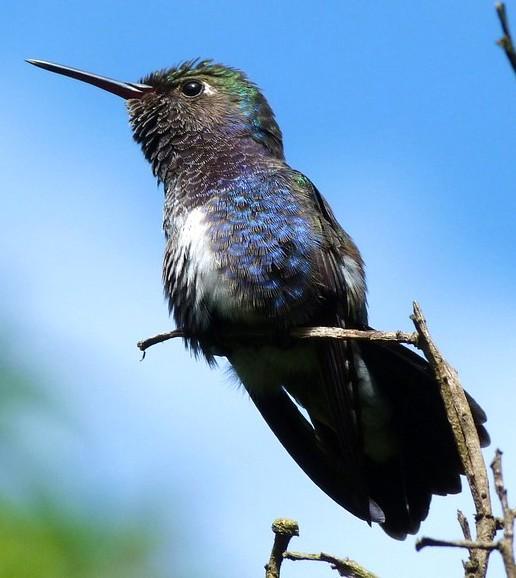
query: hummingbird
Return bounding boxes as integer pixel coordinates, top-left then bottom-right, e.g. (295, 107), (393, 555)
(27, 58), (489, 539)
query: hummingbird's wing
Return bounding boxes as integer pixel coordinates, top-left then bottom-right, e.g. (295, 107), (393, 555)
(306, 179), (443, 537)
(302, 179), (377, 512)
(228, 171), (390, 528)
(291, 175), (489, 538)
(226, 171), (386, 527)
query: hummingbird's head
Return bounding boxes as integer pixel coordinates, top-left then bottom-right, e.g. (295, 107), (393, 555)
(129, 60), (284, 174)
(27, 59), (284, 182)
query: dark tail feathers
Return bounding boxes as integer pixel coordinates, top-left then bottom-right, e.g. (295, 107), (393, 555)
(358, 340), (489, 538)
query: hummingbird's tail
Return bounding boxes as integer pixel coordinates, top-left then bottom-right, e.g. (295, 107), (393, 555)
(231, 337), (488, 539)
(357, 340), (489, 538)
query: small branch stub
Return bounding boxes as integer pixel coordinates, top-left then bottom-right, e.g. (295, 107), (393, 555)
(458, 510), (473, 541)
(265, 519), (299, 578)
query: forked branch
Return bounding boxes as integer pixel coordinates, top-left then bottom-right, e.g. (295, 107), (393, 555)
(264, 519), (378, 578)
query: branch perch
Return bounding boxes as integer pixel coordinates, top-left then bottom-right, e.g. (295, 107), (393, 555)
(137, 327), (418, 356)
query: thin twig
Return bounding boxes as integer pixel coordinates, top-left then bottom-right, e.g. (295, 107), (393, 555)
(416, 538), (498, 552)
(496, 3), (516, 75)
(265, 519), (299, 578)
(137, 329), (185, 358)
(284, 551), (379, 578)
(490, 450), (516, 576)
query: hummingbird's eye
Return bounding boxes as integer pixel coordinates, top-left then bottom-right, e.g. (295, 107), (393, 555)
(181, 80), (204, 97)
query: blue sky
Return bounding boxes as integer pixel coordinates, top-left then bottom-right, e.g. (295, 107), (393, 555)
(2, 1), (515, 576)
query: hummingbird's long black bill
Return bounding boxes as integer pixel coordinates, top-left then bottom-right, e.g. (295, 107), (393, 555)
(26, 59), (153, 99)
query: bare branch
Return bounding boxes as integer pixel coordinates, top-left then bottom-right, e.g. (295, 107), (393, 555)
(490, 450), (516, 576)
(137, 326), (418, 356)
(496, 3), (516, 75)
(284, 551), (379, 578)
(265, 519), (299, 578)
(416, 537), (498, 552)
(410, 302), (497, 577)
(291, 327), (417, 344)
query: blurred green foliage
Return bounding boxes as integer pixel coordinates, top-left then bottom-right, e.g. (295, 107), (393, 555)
(0, 342), (165, 578)
(0, 497), (159, 578)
